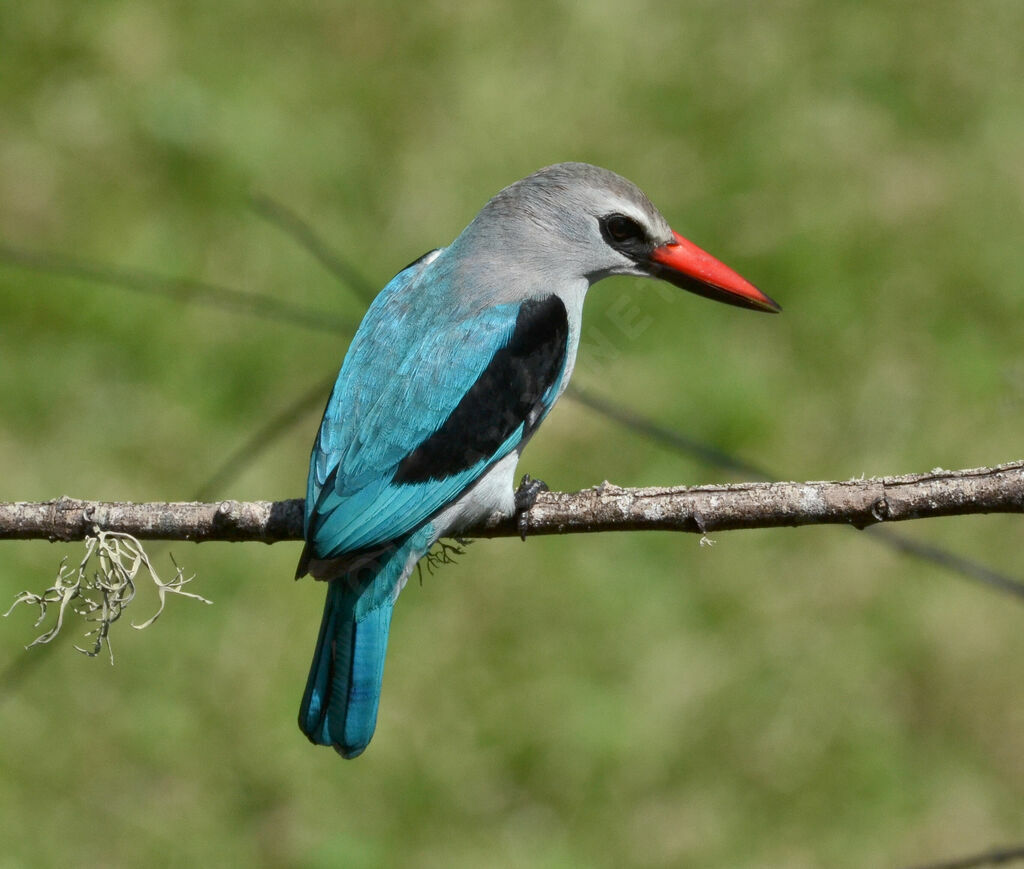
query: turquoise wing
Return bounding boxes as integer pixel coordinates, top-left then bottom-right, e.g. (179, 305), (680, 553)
(304, 255), (569, 559)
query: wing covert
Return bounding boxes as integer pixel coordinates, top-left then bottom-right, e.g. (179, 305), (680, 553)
(304, 256), (569, 558)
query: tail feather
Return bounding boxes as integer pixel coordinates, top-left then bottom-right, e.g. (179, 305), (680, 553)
(298, 540), (415, 758)
(331, 604), (392, 757)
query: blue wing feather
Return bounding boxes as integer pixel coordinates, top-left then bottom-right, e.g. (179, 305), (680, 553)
(304, 252), (530, 559)
(312, 425), (525, 554)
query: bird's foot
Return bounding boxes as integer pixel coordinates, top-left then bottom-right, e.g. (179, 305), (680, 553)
(514, 474), (549, 541)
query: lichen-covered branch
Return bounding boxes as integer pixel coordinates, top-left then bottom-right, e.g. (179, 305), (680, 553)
(1, 461), (1022, 543)
(0, 498), (306, 543)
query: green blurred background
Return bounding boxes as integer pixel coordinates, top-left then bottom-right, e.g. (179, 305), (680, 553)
(2, 2), (1022, 866)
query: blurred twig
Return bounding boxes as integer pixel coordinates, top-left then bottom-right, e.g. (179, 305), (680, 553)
(193, 374), (335, 501)
(249, 193), (377, 303)
(569, 385), (1024, 598)
(903, 843), (1024, 869)
(568, 384), (772, 479)
(0, 242), (357, 335)
(864, 526), (1024, 600)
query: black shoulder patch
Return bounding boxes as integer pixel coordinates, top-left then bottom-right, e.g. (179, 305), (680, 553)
(393, 295), (569, 484)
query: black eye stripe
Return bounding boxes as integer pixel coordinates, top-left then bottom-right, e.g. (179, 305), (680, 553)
(599, 213), (651, 259)
(606, 214), (644, 241)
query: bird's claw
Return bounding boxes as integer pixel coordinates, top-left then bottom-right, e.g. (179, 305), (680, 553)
(514, 474), (548, 541)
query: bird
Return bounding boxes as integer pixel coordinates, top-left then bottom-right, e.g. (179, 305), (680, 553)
(297, 162), (780, 758)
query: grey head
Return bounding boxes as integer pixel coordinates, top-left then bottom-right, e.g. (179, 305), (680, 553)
(455, 162), (675, 288)
(449, 162), (780, 313)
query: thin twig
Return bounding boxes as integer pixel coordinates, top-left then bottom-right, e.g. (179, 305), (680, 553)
(0, 242), (357, 335)
(249, 193), (377, 302)
(902, 843), (1024, 869)
(568, 385), (772, 479)
(193, 375), (335, 501)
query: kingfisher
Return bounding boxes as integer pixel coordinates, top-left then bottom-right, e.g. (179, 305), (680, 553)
(297, 162), (779, 757)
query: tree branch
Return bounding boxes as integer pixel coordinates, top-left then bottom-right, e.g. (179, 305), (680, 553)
(2, 461), (1021, 543)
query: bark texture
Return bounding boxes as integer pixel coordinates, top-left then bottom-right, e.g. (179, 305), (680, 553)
(1, 461), (1021, 543)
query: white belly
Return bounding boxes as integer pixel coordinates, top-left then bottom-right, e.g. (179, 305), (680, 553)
(430, 450), (520, 538)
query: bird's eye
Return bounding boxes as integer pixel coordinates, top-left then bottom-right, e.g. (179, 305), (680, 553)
(603, 214), (645, 243)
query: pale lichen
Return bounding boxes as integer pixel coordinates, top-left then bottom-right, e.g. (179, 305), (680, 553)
(4, 530), (210, 663)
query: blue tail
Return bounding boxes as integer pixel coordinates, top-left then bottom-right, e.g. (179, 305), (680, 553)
(298, 540), (416, 758)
